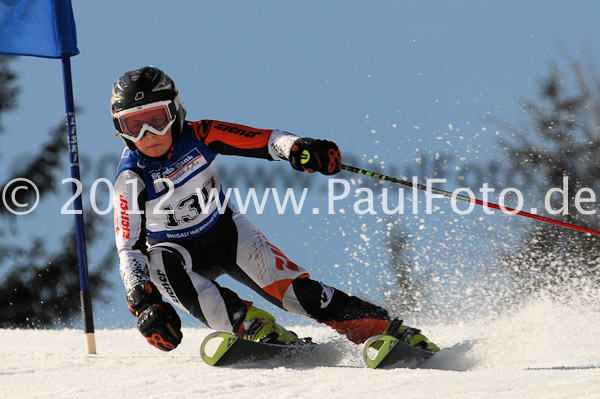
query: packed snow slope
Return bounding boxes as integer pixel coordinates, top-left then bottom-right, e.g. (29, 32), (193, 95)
(3, 297), (600, 399)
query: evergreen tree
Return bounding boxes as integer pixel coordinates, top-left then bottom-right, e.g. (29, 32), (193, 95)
(0, 56), (112, 328)
(382, 220), (430, 318)
(498, 59), (600, 298)
(0, 56), (18, 130)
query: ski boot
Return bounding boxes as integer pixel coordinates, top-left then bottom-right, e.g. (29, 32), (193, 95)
(384, 319), (440, 352)
(241, 306), (305, 345)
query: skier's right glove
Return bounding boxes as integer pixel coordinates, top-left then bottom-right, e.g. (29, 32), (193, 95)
(126, 282), (183, 351)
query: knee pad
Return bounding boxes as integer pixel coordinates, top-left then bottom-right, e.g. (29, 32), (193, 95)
(287, 278), (388, 323)
(147, 242), (192, 310)
(282, 278), (337, 318)
(281, 279), (309, 316)
(148, 242), (246, 333)
(148, 242), (192, 270)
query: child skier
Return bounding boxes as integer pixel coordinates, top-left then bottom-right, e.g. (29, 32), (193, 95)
(111, 65), (439, 353)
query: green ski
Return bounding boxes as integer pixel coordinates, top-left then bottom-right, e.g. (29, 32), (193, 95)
(363, 334), (435, 369)
(200, 331), (342, 367)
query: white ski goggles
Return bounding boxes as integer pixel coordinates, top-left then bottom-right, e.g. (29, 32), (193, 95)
(113, 100), (176, 142)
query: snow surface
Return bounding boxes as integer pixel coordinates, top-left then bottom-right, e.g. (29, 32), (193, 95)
(2, 297), (600, 399)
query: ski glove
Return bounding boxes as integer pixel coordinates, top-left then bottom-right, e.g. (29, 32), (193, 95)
(126, 282), (183, 351)
(289, 138), (342, 175)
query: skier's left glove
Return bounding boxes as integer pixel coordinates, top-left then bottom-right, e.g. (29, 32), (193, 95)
(289, 138), (342, 175)
(126, 282), (183, 351)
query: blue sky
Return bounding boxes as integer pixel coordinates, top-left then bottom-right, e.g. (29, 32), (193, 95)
(2, 1), (599, 327)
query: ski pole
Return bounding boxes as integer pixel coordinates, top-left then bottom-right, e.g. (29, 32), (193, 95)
(341, 164), (600, 237)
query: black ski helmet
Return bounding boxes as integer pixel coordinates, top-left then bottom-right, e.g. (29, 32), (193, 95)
(111, 66), (186, 150)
